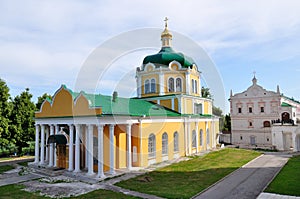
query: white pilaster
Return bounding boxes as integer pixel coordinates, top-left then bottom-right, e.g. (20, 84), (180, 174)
(45, 127), (49, 162)
(74, 124), (81, 172)
(159, 71), (164, 95)
(54, 125), (59, 167)
(185, 70), (191, 95)
(198, 75), (201, 97)
(171, 98), (175, 110)
(109, 124), (115, 175)
(137, 75), (142, 98)
(49, 125), (54, 167)
(292, 133), (297, 152)
(34, 125), (40, 164)
(97, 125), (105, 178)
(68, 124), (74, 171)
(87, 124), (94, 175)
(40, 125), (45, 164)
(126, 124), (132, 170)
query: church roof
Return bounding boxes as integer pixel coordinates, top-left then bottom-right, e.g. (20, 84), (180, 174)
(142, 46), (195, 68)
(82, 92), (180, 117)
(37, 85), (180, 118)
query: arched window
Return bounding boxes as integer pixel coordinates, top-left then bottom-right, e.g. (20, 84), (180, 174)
(195, 80), (198, 93)
(263, 121), (271, 127)
(168, 78), (174, 92)
(192, 130), (196, 148)
(199, 129), (203, 146)
(145, 79), (150, 94)
(148, 134), (156, 158)
(162, 132), (168, 155)
(173, 132), (179, 152)
(150, 79), (156, 93)
(176, 78), (182, 92)
(206, 129), (210, 145)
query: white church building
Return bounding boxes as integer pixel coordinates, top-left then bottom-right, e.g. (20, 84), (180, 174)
(229, 76), (300, 151)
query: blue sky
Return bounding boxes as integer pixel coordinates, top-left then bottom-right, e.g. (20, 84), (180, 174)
(1, 0), (300, 113)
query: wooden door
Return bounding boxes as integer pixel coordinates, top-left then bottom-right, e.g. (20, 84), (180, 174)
(57, 144), (66, 168)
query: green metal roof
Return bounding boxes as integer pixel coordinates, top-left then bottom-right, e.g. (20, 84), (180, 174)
(142, 47), (195, 68)
(281, 102), (294, 107)
(82, 93), (180, 117)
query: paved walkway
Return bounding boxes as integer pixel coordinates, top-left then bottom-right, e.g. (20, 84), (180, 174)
(258, 193), (300, 199)
(193, 154), (290, 199)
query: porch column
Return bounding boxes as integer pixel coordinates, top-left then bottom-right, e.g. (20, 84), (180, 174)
(195, 122), (199, 153)
(74, 124), (81, 172)
(45, 127), (49, 162)
(109, 124), (115, 175)
(85, 125), (88, 169)
(49, 125), (54, 167)
(187, 121), (191, 155)
(34, 124), (40, 164)
(54, 125), (59, 167)
(97, 125), (105, 178)
(40, 124), (45, 164)
(68, 124), (74, 171)
(126, 124), (132, 170)
(87, 124), (94, 175)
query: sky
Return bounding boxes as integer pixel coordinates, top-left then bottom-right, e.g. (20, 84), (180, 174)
(1, 0), (300, 113)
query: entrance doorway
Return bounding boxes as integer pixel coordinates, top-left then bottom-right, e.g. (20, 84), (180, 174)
(282, 112), (290, 123)
(57, 144), (66, 168)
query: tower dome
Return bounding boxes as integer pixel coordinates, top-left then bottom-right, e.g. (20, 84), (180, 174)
(142, 17), (195, 68)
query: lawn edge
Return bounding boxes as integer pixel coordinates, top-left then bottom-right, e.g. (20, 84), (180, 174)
(190, 153), (263, 199)
(261, 154), (291, 195)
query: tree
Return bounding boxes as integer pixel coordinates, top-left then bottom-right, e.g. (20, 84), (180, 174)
(223, 114), (231, 131)
(9, 88), (35, 154)
(201, 86), (211, 98)
(36, 93), (52, 111)
(0, 78), (12, 148)
(213, 106), (223, 117)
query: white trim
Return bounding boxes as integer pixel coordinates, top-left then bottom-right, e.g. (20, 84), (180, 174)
(171, 98), (175, 110)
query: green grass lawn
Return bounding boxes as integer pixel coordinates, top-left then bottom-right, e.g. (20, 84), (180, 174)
(0, 184), (140, 199)
(265, 155), (300, 196)
(0, 165), (15, 174)
(116, 148), (261, 199)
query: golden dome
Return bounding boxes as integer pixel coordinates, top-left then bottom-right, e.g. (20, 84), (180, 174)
(161, 17), (172, 38)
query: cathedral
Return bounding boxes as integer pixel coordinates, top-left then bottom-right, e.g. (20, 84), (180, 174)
(34, 19), (219, 177)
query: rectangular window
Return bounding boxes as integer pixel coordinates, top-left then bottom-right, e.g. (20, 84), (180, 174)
(261, 107), (264, 113)
(249, 107), (252, 113)
(194, 103), (203, 114)
(238, 107), (242, 113)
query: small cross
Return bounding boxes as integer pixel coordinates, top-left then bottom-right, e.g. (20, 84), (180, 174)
(164, 17), (168, 28)
(253, 71), (256, 77)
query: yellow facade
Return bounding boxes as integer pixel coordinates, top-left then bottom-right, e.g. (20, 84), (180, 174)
(35, 20), (220, 173)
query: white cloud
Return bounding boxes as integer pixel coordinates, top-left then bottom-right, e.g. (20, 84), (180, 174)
(1, 0), (300, 110)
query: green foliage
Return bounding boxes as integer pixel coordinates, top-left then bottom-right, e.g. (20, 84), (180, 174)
(36, 93), (52, 111)
(9, 88), (36, 154)
(212, 106), (223, 117)
(266, 155), (300, 196)
(222, 114), (231, 131)
(0, 165), (14, 174)
(201, 86), (211, 98)
(117, 148), (260, 199)
(0, 78), (12, 148)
